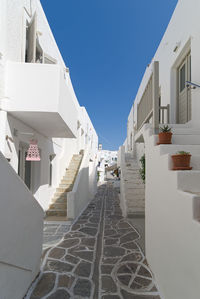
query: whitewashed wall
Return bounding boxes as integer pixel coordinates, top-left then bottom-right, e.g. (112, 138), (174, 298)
(119, 1), (200, 297)
(0, 152), (43, 299)
(123, 0), (200, 167)
(143, 127), (200, 299)
(132, 0), (200, 127)
(0, 0), (98, 212)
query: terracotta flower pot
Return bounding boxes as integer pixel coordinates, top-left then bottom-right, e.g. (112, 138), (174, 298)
(171, 154), (192, 170)
(157, 132), (172, 145)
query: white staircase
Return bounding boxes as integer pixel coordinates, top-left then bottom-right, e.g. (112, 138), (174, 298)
(46, 153), (83, 218)
(120, 153), (145, 217)
(143, 124), (200, 299)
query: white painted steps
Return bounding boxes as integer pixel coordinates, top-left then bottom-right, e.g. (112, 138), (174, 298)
(121, 154), (145, 217)
(159, 144), (200, 156)
(46, 153), (83, 218)
(155, 125), (200, 195)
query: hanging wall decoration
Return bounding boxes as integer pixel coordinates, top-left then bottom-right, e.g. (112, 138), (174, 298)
(26, 139), (41, 161)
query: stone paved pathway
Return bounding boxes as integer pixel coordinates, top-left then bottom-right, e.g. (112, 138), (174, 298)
(43, 222), (71, 252)
(26, 182), (160, 299)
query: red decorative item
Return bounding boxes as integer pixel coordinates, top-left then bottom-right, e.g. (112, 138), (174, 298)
(26, 140), (41, 161)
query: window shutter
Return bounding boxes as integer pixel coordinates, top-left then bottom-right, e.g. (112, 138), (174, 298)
(27, 13), (37, 63)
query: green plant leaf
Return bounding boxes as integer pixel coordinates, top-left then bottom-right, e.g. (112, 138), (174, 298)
(159, 125), (172, 132)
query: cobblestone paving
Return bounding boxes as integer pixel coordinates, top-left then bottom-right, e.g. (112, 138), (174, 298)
(43, 222), (71, 252)
(26, 182), (160, 299)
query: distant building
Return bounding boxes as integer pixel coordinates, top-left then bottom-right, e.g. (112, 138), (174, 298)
(97, 149), (117, 182)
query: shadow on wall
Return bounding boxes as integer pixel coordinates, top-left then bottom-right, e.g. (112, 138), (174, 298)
(67, 166), (89, 219)
(0, 152), (44, 299)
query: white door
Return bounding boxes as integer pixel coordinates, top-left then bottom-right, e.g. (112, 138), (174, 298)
(178, 53), (191, 123)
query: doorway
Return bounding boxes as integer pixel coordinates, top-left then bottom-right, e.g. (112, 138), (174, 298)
(177, 52), (191, 123)
(18, 144), (32, 190)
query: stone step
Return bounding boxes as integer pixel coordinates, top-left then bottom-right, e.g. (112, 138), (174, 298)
(126, 166), (140, 171)
(124, 168), (140, 172)
(127, 208), (145, 214)
(124, 170), (140, 174)
(124, 179), (144, 187)
(69, 161), (81, 165)
(63, 173), (76, 179)
(68, 163), (81, 167)
(124, 174), (141, 180)
(51, 196), (67, 204)
(127, 203), (145, 209)
(49, 202), (67, 210)
(127, 204), (145, 209)
(54, 191), (67, 198)
(67, 167), (79, 171)
(127, 211), (145, 218)
(60, 181), (74, 187)
(46, 209), (67, 217)
(125, 183), (145, 192)
(59, 183), (73, 188)
(46, 153), (83, 217)
(65, 171), (77, 176)
(125, 169), (140, 173)
(126, 188), (145, 195)
(126, 193), (145, 201)
(56, 187), (72, 193)
(61, 177), (75, 182)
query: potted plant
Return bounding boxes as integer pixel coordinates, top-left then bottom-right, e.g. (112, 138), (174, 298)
(157, 125), (172, 145)
(171, 151), (192, 170)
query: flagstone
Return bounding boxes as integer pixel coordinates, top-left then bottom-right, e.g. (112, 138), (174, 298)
(58, 274), (75, 288)
(27, 182), (160, 299)
(73, 278), (92, 297)
(46, 289), (70, 299)
(44, 260), (74, 273)
(30, 273), (56, 298)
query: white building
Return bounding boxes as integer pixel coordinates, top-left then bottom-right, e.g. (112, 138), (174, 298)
(118, 0), (200, 298)
(0, 1), (98, 298)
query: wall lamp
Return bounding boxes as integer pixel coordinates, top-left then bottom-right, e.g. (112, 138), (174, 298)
(186, 81), (200, 89)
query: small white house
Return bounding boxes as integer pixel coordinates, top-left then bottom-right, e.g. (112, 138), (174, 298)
(0, 1), (98, 298)
(119, 0), (200, 298)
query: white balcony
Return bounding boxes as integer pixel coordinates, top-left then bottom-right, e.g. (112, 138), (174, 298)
(5, 62), (78, 138)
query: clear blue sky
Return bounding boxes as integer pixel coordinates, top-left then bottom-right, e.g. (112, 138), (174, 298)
(41, 0), (178, 150)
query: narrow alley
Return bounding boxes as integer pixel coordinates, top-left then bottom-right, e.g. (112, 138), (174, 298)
(26, 181), (160, 299)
